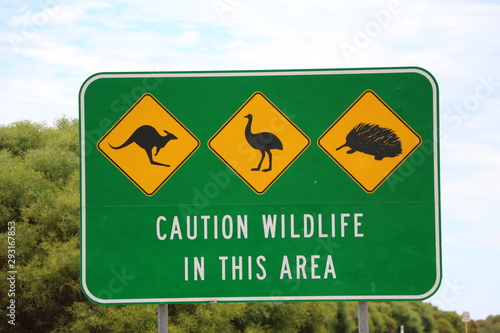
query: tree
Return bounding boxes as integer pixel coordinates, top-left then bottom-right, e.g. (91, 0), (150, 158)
(0, 119), (81, 333)
(390, 302), (424, 333)
(0, 119), (497, 332)
(435, 318), (455, 333)
(477, 315), (500, 333)
(333, 302), (355, 333)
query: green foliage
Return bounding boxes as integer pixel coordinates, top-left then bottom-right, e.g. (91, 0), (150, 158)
(435, 318), (456, 333)
(0, 118), (498, 332)
(18, 239), (80, 331)
(59, 302), (157, 332)
(409, 302), (435, 333)
(333, 302), (355, 333)
(0, 118), (79, 230)
(0, 119), (82, 333)
(390, 302), (424, 333)
(436, 311), (464, 332)
(370, 302), (398, 333)
(0, 120), (46, 156)
(477, 315), (500, 333)
(168, 302), (358, 333)
(0, 150), (52, 225)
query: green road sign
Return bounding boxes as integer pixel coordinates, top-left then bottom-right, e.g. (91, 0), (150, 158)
(80, 68), (440, 304)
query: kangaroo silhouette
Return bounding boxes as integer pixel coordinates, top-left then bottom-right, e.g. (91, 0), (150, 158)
(109, 125), (178, 167)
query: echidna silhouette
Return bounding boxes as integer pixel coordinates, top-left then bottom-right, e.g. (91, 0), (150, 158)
(109, 125), (178, 167)
(336, 123), (402, 160)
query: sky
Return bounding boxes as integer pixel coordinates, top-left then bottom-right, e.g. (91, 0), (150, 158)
(1, 0), (499, 321)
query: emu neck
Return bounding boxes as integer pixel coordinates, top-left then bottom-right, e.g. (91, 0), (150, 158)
(245, 117), (253, 137)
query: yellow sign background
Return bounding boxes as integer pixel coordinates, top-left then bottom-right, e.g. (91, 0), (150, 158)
(318, 90), (421, 193)
(98, 94), (199, 196)
(209, 92), (310, 194)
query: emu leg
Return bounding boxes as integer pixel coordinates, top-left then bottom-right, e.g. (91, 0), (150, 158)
(146, 148), (170, 167)
(262, 150), (272, 172)
(252, 150), (265, 171)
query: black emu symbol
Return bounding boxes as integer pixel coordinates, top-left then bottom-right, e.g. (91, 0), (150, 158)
(109, 125), (178, 167)
(336, 123), (402, 160)
(244, 114), (283, 172)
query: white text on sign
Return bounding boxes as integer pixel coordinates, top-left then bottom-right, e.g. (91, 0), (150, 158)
(156, 213), (364, 240)
(155, 213), (365, 282)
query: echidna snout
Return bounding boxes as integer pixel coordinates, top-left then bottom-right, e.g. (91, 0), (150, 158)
(337, 123), (402, 160)
(336, 143), (349, 151)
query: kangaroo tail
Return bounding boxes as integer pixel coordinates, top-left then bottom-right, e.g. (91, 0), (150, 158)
(109, 137), (134, 150)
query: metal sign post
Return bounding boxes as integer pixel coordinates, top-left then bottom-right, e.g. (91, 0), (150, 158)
(358, 301), (369, 333)
(158, 304), (168, 333)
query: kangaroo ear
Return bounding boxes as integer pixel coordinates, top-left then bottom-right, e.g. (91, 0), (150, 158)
(164, 130), (169, 135)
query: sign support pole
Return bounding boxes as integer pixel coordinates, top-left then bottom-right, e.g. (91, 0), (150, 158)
(358, 301), (369, 333)
(158, 304), (168, 333)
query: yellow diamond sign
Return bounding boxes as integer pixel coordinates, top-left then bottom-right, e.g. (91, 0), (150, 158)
(209, 92), (310, 194)
(97, 93), (199, 196)
(318, 90), (422, 193)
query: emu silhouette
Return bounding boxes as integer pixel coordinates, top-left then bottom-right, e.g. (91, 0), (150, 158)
(109, 125), (177, 167)
(244, 114), (283, 172)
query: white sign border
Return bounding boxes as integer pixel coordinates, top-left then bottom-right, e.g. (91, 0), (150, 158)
(80, 67), (440, 304)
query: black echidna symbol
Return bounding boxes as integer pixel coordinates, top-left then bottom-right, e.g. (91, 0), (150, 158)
(336, 123), (402, 160)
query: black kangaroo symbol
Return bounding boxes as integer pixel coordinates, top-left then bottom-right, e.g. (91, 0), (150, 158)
(243, 114), (283, 172)
(109, 125), (178, 167)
